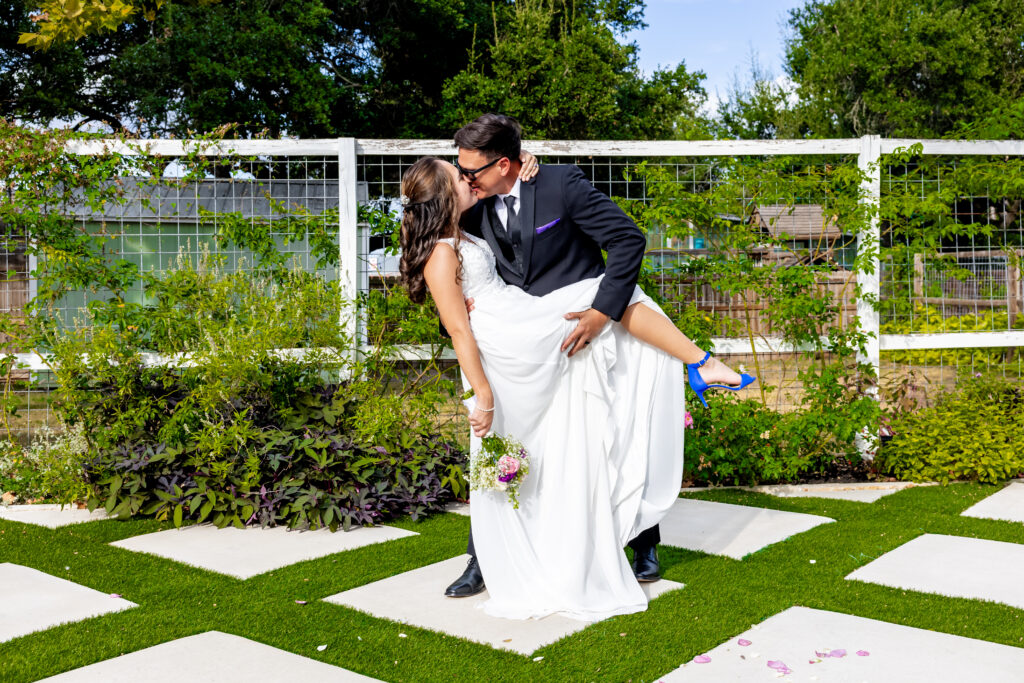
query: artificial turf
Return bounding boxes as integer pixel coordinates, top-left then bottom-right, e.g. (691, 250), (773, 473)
(2, 483), (1023, 682)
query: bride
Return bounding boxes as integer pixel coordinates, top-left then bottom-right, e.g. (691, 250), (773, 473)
(400, 156), (750, 620)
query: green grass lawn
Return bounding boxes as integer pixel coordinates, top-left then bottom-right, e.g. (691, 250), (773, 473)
(2, 483), (1024, 682)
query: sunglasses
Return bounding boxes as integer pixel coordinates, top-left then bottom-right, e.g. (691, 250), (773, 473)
(454, 156), (502, 181)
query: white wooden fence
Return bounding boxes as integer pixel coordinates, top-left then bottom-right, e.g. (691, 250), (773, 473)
(5, 136), (1024, 439)
(58, 136), (1024, 368)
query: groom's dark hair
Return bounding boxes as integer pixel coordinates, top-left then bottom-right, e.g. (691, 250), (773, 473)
(454, 114), (522, 162)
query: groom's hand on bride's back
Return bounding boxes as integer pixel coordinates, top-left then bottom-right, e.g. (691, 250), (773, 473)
(561, 308), (610, 357)
(465, 297), (475, 314)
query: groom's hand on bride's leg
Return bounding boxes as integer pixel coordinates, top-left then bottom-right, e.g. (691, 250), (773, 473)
(561, 308), (610, 357)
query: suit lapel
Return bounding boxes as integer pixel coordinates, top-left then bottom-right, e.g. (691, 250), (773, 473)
(519, 177), (537, 279)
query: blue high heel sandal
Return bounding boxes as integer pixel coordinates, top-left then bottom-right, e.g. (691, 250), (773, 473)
(686, 351), (757, 408)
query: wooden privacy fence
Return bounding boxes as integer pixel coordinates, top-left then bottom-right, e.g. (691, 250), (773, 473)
(912, 250), (1024, 318)
(652, 266), (858, 337)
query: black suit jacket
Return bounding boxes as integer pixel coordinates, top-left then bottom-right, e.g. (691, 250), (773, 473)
(462, 164), (646, 321)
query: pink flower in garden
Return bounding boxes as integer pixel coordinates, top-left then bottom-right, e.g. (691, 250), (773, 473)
(684, 411), (694, 429)
(498, 455), (520, 477)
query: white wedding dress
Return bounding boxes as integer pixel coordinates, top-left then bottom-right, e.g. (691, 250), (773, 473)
(445, 233), (685, 621)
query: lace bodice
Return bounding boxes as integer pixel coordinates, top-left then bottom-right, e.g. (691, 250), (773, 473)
(438, 233), (506, 298)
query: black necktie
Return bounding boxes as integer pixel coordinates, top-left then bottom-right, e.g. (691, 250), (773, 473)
(503, 195), (521, 248)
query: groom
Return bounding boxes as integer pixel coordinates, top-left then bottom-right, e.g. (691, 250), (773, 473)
(445, 113), (663, 598)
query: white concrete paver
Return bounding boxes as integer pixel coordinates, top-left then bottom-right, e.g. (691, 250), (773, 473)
(961, 481), (1024, 523)
(36, 631), (382, 682)
(0, 504), (109, 528)
(323, 555), (683, 655)
(445, 502), (470, 516)
(748, 482), (921, 503)
(659, 498), (834, 559)
(660, 606), (1024, 681)
(0, 563), (137, 643)
(110, 523), (417, 579)
(846, 533), (1024, 610)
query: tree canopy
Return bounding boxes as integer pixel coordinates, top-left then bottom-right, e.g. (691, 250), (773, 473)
(783, 0), (1024, 138)
(3, 0), (705, 140)
(6, 0), (1024, 140)
(440, 0), (707, 139)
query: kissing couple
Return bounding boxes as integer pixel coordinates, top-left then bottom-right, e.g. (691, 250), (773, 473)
(399, 114), (754, 620)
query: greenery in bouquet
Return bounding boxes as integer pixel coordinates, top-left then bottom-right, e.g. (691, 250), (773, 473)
(469, 434), (530, 509)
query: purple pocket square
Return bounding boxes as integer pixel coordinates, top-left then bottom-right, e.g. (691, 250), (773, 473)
(535, 218), (561, 234)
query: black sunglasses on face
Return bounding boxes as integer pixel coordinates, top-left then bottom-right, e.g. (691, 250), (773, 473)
(454, 156), (502, 181)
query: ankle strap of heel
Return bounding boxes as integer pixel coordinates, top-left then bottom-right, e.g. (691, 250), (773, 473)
(688, 352), (712, 368)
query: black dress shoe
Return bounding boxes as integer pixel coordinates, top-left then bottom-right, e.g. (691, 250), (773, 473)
(632, 545), (661, 583)
(444, 556), (486, 597)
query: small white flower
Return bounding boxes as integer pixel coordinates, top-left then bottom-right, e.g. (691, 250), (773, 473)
(400, 194), (411, 206)
(760, 430), (770, 440)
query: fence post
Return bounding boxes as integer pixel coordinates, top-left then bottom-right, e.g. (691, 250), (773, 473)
(856, 134), (882, 457)
(337, 138), (361, 362)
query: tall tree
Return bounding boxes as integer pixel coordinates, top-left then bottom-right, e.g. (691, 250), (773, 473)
(2, 0), (503, 137)
(715, 56), (806, 140)
(440, 0), (707, 139)
(785, 0), (1024, 138)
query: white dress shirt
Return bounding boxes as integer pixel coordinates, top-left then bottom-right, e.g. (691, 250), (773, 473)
(494, 178), (522, 229)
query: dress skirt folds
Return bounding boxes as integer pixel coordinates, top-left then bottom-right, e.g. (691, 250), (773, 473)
(464, 267), (685, 621)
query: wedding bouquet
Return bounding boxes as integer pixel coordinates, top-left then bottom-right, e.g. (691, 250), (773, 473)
(469, 433), (530, 509)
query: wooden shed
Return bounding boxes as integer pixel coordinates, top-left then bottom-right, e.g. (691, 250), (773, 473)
(750, 204), (842, 240)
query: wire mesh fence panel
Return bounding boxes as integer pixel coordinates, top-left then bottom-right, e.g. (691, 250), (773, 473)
(879, 152), (1024, 402)
(4, 138), (1024, 444)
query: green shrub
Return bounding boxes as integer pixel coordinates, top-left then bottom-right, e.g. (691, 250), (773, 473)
(876, 376), (1024, 484)
(685, 360), (877, 486)
(0, 423), (90, 505)
(47, 252), (466, 530)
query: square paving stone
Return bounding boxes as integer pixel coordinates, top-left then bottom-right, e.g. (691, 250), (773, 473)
(109, 524), (417, 579)
(36, 631), (382, 682)
(323, 555), (683, 655)
(961, 481), (1024, 523)
(0, 563), (137, 643)
(0, 504), (109, 528)
(660, 606), (1024, 681)
(747, 482), (921, 503)
(846, 533), (1024, 610)
(659, 499), (834, 559)
(446, 502), (470, 516)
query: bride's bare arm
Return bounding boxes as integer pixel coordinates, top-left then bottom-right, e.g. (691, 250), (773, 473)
(423, 243), (494, 436)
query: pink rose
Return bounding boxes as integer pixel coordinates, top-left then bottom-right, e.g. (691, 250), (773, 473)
(684, 411), (694, 429)
(498, 455), (519, 477)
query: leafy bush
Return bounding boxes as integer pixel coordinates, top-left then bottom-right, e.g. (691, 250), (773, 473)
(685, 362), (878, 486)
(0, 423), (90, 505)
(47, 251), (466, 530)
(876, 376), (1024, 484)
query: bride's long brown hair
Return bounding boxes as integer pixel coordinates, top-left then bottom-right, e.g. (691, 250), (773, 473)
(399, 157), (463, 303)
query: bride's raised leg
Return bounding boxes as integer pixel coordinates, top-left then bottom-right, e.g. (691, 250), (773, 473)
(618, 302), (745, 387)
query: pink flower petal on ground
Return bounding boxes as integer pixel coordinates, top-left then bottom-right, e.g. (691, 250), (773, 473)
(829, 649), (847, 658)
(109, 593), (121, 598)
(815, 651), (827, 658)
(857, 650), (870, 657)
(295, 600), (307, 605)
(692, 655), (712, 664)
(767, 660), (792, 674)
(737, 639), (752, 646)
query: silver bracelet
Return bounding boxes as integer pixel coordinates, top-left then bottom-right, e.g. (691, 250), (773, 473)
(476, 406), (495, 412)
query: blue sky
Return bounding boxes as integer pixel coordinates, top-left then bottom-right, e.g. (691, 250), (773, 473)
(623, 0), (806, 110)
